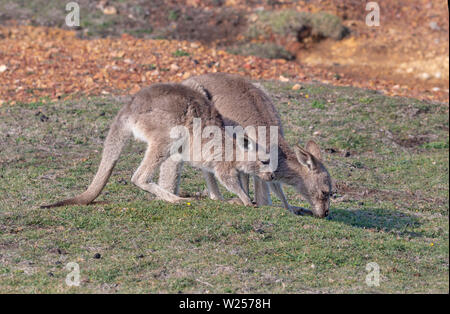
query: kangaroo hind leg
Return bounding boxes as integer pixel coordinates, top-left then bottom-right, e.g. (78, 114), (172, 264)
(131, 142), (187, 203)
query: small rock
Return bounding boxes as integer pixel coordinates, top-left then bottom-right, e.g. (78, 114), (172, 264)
(96, 0), (108, 9)
(292, 84), (302, 90)
(279, 75), (289, 82)
(40, 114), (49, 122)
(117, 178), (127, 185)
(249, 14), (258, 22)
(49, 248), (67, 255)
(130, 84), (141, 94)
(254, 228), (265, 234)
(85, 77), (94, 86)
(0, 65), (7, 73)
(103, 6), (117, 15)
(313, 131), (321, 136)
(432, 87), (440, 92)
(429, 21), (440, 31)
(170, 63), (180, 71)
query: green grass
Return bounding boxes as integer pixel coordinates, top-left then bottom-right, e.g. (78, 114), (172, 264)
(0, 82), (448, 293)
(172, 49), (190, 57)
(168, 9), (180, 22)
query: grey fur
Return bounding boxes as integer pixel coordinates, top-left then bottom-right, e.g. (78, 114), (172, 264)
(159, 73), (332, 217)
(42, 83), (273, 208)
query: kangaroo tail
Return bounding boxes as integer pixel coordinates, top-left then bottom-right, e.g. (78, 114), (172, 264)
(41, 114), (131, 208)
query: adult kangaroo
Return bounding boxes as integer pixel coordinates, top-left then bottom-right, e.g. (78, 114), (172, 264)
(158, 73), (332, 218)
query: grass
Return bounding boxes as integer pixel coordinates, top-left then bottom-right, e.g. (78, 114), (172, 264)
(0, 0), (156, 38)
(168, 9), (180, 22)
(0, 82), (448, 293)
(172, 49), (190, 57)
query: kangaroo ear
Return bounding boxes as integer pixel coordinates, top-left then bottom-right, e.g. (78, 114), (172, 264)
(294, 145), (317, 171)
(305, 140), (322, 160)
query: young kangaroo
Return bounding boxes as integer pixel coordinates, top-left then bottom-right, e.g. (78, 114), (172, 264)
(42, 83), (273, 208)
(158, 73), (332, 218)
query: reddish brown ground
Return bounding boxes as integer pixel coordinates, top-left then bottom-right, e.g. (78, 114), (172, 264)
(0, 0), (448, 103)
(229, 0), (449, 102)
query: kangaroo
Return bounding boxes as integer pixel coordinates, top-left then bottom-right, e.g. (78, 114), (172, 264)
(42, 83), (274, 208)
(158, 73), (332, 218)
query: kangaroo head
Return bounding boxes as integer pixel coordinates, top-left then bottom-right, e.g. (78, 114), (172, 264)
(292, 140), (332, 218)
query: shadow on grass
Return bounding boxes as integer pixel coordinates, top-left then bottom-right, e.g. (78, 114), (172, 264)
(328, 207), (422, 236)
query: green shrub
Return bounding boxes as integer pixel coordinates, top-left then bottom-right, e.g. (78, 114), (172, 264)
(309, 12), (349, 40)
(246, 10), (348, 41)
